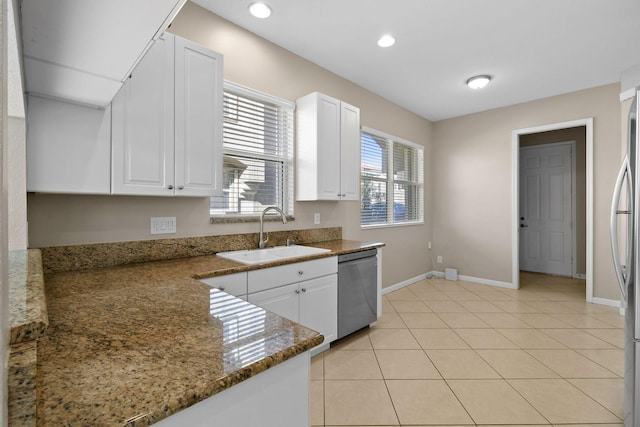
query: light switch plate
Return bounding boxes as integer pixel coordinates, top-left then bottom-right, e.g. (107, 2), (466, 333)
(314, 213), (320, 225)
(150, 217), (176, 234)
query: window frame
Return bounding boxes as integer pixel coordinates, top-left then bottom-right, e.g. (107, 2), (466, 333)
(209, 81), (295, 220)
(360, 126), (425, 228)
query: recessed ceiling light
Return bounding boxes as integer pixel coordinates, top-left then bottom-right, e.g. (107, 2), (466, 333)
(377, 34), (396, 48)
(466, 75), (492, 89)
(249, 2), (272, 19)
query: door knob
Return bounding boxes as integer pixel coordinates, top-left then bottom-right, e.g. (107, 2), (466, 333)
(520, 224), (528, 228)
(520, 217), (525, 221)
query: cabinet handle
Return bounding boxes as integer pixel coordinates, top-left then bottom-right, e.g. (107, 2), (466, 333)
(301, 288), (307, 293)
(178, 185), (184, 190)
(168, 185), (174, 190)
(298, 271), (304, 275)
(218, 286), (225, 291)
(295, 289), (300, 294)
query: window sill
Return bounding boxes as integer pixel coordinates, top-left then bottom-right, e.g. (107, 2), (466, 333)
(210, 215), (295, 224)
(361, 221), (424, 230)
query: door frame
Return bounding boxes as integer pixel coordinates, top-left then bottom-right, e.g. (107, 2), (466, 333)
(519, 141), (577, 278)
(511, 118), (594, 302)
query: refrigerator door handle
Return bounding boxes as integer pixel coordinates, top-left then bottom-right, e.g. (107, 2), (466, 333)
(610, 155), (632, 303)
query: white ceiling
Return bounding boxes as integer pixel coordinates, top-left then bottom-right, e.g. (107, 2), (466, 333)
(192, 0), (640, 121)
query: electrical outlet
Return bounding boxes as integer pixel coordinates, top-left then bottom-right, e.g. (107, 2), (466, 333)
(150, 217), (176, 234)
(314, 213), (320, 225)
(437, 255), (443, 263)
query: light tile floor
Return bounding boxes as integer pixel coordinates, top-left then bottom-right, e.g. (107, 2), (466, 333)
(309, 272), (625, 426)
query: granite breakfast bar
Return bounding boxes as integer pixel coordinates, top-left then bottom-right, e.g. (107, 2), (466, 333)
(9, 228), (383, 426)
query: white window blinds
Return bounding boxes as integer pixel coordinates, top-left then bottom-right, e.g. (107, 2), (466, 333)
(210, 82), (294, 216)
(361, 127), (424, 226)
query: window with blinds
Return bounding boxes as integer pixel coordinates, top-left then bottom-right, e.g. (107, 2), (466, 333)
(361, 127), (424, 227)
(210, 82), (294, 217)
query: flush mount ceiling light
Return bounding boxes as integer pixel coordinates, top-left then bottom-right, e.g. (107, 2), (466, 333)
(377, 34), (396, 48)
(466, 75), (492, 89)
(249, 2), (272, 18)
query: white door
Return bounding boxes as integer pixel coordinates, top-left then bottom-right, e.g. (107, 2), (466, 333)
(248, 284), (299, 323)
(519, 143), (573, 276)
(299, 275), (337, 344)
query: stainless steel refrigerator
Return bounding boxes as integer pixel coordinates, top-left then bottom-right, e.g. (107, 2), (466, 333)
(611, 88), (640, 427)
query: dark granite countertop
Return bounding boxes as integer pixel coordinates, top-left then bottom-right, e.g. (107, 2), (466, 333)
(21, 238), (383, 426)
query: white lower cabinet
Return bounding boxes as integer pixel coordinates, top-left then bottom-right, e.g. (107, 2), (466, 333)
(249, 274), (337, 351)
(248, 257), (338, 353)
(202, 257), (338, 353)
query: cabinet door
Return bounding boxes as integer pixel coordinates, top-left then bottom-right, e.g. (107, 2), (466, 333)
(299, 274), (337, 344)
(316, 94), (342, 200)
(339, 101), (361, 201)
(174, 36), (223, 197)
(111, 33), (175, 196)
(248, 284), (299, 323)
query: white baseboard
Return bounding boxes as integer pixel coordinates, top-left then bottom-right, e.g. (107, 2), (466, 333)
(429, 270), (517, 290)
(384, 272), (621, 312)
(381, 273), (428, 295)
(589, 296), (622, 309)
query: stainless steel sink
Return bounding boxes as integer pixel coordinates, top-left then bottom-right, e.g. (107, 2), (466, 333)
(216, 245), (331, 265)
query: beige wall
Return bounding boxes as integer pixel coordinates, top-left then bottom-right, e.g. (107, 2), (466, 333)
(432, 83), (622, 301)
(519, 126), (586, 275)
(26, 2), (433, 290)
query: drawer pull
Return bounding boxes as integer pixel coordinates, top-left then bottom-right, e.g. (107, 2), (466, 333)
(298, 271), (304, 275)
(295, 289), (301, 294)
(301, 288), (307, 293)
(218, 286), (225, 291)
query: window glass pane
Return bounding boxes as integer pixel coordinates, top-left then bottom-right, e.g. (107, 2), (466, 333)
(361, 133), (388, 180)
(361, 178), (388, 225)
(393, 183), (421, 223)
(210, 155), (285, 215)
(361, 128), (424, 227)
(361, 131), (389, 225)
(393, 144), (416, 182)
(211, 84), (293, 217)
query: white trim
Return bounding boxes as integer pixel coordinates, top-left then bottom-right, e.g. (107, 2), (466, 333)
(381, 273), (428, 295)
(512, 118), (594, 303)
(591, 296), (622, 309)
(224, 80), (295, 109)
(361, 125), (424, 151)
(621, 87), (636, 102)
(429, 271), (516, 290)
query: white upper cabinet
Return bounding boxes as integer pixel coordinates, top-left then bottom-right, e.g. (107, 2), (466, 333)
(111, 33), (223, 197)
(26, 96), (111, 194)
(174, 37), (224, 197)
(21, 0), (187, 108)
(296, 92), (360, 201)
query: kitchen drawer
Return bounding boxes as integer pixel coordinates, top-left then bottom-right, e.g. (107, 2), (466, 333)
(200, 272), (247, 297)
(248, 256), (337, 294)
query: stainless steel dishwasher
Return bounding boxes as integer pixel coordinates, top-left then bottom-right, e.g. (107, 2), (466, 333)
(337, 249), (378, 340)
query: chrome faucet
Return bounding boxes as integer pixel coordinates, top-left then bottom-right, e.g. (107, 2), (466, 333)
(259, 206), (287, 249)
